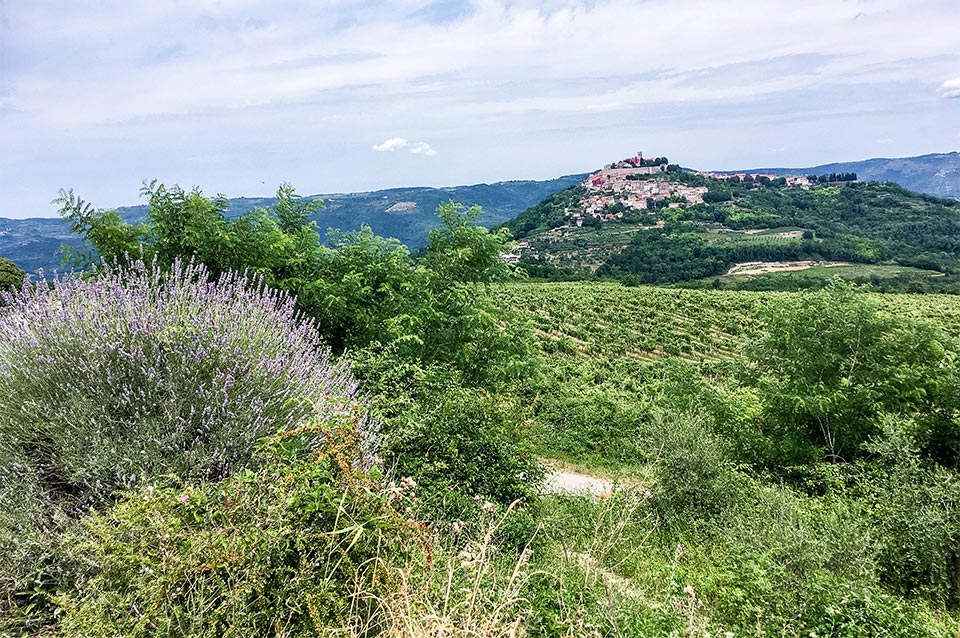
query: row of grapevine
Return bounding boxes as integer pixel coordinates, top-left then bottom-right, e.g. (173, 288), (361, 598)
(494, 281), (960, 362)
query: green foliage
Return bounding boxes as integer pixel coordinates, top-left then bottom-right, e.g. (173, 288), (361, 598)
(55, 188), (150, 267)
(701, 189), (733, 204)
(649, 411), (739, 527)
(379, 372), (542, 521)
(59, 182), (532, 386)
(493, 280), (960, 629)
(424, 201), (514, 284)
(598, 225), (728, 283)
(745, 280), (957, 463)
(294, 227), (422, 353)
(526, 493), (678, 637)
(492, 282), (767, 361)
(58, 427), (409, 637)
(857, 421), (960, 605)
(56, 182), (324, 277)
(527, 387), (648, 467)
(502, 185), (585, 238)
(0, 258), (24, 296)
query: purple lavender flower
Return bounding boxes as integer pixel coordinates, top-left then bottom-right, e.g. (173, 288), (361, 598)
(0, 258), (378, 510)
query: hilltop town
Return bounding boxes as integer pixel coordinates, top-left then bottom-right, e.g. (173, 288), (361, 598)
(568, 153), (857, 227)
(500, 152), (866, 270)
(574, 153), (705, 224)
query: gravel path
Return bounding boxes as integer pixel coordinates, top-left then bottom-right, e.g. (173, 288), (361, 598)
(542, 467), (614, 497)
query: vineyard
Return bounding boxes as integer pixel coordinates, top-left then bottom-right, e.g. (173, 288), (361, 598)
(494, 282), (769, 361)
(494, 281), (960, 362)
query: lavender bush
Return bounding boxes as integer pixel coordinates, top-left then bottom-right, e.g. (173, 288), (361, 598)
(0, 259), (373, 509)
(0, 259), (379, 629)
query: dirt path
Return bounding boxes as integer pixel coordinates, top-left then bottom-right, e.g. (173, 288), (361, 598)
(543, 468), (613, 496)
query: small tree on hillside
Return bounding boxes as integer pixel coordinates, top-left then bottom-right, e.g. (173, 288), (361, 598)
(0, 258), (24, 295)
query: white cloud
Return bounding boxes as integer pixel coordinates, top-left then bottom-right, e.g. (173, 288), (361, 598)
(372, 137), (436, 155)
(941, 78), (960, 98)
(408, 141), (437, 156)
(4, 0), (960, 130)
(372, 137), (411, 152)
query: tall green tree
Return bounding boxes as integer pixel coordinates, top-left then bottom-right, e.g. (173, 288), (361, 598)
(55, 181), (324, 278)
(57, 182), (531, 385)
(424, 201), (513, 284)
(745, 280), (957, 463)
(0, 258), (24, 295)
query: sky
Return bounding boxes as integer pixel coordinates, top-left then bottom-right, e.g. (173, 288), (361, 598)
(1, 0), (959, 217)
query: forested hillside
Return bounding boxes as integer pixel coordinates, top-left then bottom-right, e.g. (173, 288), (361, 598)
(505, 166), (960, 291)
(0, 174), (585, 275)
(735, 151), (960, 199)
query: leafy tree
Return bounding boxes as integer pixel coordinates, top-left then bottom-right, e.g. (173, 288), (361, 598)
(744, 280), (957, 463)
(55, 181), (324, 278)
(0, 258), (23, 295)
(54, 188), (150, 267)
(424, 202), (513, 285)
(57, 182), (532, 385)
(293, 226), (423, 353)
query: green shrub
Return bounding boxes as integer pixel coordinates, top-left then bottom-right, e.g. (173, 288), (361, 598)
(58, 425), (409, 638)
(0, 257), (24, 297)
(859, 422), (960, 605)
(695, 546), (948, 637)
(744, 280), (957, 464)
(382, 374), (542, 524)
(528, 388), (648, 468)
(649, 411), (739, 527)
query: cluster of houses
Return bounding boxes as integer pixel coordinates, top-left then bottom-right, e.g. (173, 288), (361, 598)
(500, 241), (529, 264)
(573, 154), (707, 226)
(695, 172), (814, 189)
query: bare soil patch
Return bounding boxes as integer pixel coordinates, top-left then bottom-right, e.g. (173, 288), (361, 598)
(726, 260), (848, 276)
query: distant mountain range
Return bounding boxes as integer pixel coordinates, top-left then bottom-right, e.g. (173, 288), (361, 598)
(1, 175), (587, 274)
(730, 151), (960, 199)
(3, 151), (959, 276)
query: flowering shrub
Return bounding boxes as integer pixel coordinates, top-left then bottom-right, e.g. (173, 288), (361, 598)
(0, 259), (372, 507)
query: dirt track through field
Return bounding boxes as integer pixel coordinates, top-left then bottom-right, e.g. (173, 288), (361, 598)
(542, 467), (613, 497)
